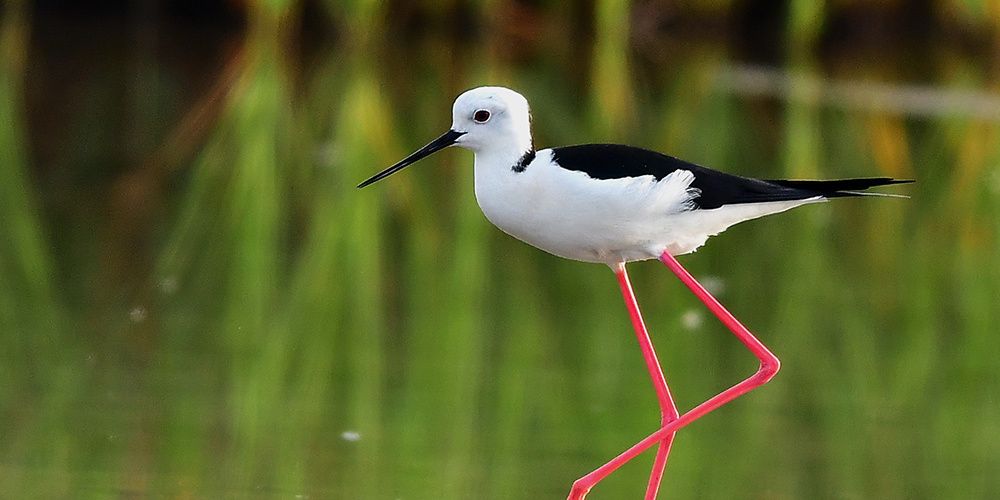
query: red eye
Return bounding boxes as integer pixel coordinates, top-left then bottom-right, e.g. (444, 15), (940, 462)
(474, 109), (491, 123)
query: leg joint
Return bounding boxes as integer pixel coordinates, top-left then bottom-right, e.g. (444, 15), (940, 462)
(756, 355), (780, 384)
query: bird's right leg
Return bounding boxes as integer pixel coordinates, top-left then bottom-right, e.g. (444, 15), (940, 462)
(655, 251), (780, 429)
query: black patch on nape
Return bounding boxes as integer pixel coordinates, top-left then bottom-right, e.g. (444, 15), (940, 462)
(512, 148), (536, 173)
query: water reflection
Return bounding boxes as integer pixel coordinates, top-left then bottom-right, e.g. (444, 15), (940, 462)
(2, 2), (999, 499)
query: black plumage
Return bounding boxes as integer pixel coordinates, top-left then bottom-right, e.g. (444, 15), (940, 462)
(550, 144), (910, 210)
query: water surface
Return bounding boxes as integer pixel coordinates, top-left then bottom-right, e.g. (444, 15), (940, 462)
(2, 3), (998, 499)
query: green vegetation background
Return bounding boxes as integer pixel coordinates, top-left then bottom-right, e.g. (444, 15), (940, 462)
(1, 0), (998, 498)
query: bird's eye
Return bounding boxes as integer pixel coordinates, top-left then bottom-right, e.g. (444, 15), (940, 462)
(473, 109), (491, 123)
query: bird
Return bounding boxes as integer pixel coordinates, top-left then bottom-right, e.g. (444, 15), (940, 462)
(358, 86), (910, 500)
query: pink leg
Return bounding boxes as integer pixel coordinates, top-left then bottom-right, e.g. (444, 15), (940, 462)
(566, 253), (780, 500)
(569, 263), (680, 500)
(617, 264), (680, 500)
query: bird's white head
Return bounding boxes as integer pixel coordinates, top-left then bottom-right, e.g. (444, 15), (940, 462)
(450, 86), (532, 155)
(358, 86), (533, 188)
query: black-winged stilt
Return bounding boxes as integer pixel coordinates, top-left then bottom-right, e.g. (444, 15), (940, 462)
(358, 86), (909, 500)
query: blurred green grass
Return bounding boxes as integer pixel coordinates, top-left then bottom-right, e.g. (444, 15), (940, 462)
(2, 0), (999, 499)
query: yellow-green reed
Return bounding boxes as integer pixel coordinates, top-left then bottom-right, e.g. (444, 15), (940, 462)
(3, 1), (1000, 499)
(0, 4), (80, 497)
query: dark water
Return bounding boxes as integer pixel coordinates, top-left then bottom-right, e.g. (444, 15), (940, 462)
(2, 3), (999, 499)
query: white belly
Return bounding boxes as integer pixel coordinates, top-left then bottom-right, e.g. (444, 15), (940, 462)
(474, 150), (823, 265)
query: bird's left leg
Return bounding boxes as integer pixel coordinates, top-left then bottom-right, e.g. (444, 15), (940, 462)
(566, 263), (679, 500)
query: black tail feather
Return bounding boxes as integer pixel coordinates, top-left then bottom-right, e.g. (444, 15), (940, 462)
(766, 177), (913, 197)
(693, 175), (913, 208)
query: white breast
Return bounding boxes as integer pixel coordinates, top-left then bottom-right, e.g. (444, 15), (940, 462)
(473, 149), (824, 265)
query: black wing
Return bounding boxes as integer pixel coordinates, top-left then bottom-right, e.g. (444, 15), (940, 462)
(549, 144), (910, 210)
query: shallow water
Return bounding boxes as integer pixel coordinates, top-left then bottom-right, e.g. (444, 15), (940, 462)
(2, 3), (999, 499)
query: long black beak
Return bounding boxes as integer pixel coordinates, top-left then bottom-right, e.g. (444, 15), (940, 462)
(357, 129), (466, 188)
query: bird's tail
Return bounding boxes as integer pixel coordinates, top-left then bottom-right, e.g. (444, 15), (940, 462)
(766, 178), (913, 198)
